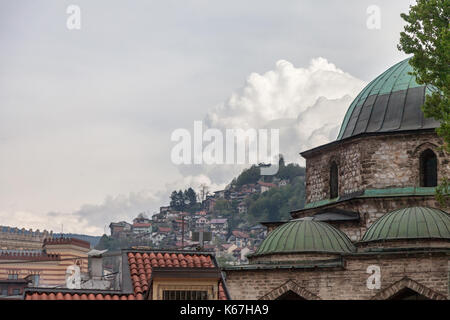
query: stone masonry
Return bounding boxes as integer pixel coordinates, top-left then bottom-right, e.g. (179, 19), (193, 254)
(303, 131), (449, 204)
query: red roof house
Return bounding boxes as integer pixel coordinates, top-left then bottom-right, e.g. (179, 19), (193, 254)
(24, 249), (229, 300)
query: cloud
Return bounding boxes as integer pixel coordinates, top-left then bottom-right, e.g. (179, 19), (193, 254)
(0, 58), (366, 236)
(181, 58), (366, 183)
(0, 174), (227, 236)
(0, 190), (167, 235)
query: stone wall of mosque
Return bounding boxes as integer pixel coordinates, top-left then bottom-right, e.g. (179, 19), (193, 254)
(304, 131), (449, 204)
(305, 140), (362, 204)
(248, 253), (341, 264)
(224, 252), (449, 300)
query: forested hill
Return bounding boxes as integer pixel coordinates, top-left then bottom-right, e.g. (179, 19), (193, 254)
(231, 159), (306, 223)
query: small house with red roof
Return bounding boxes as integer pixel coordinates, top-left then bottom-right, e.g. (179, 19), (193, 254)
(257, 181), (277, 193)
(24, 249), (230, 300)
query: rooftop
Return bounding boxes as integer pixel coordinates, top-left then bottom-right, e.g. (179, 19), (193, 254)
(253, 219), (356, 256)
(336, 57), (439, 141)
(126, 250), (228, 300)
(360, 206), (450, 243)
(24, 288), (141, 300)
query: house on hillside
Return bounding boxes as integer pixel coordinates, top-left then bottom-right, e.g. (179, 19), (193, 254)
(214, 190), (226, 199)
(210, 219), (228, 233)
(158, 227), (172, 234)
(237, 202), (247, 214)
(203, 197), (216, 213)
(133, 213), (151, 224)
(196, 217), (210, 228)
(228, 231), (251, 248)
(257, 181), (277, 193)
(159, 206), (170, 214)
(109, 221), (132, 238)
(132, 223), (152, 235)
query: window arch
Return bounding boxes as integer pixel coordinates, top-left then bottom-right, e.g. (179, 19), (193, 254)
(419, 149), (437, 187)
(329, 161), (339, 199)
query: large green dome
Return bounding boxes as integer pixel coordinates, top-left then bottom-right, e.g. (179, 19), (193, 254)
(360, 207), (450, 243)
(254, 219), (355, 256)
(337, 58), (440, 140)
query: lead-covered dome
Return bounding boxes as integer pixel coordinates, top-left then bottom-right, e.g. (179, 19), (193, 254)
(336, 58), (440, 140)
(360, 207), (450, 243)
(254, 219), (355, 256)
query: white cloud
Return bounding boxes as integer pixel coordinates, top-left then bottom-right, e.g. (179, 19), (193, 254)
(202, 57), (366, 167)
(0, 58), (366, 236)
(0, 190), (167, 236)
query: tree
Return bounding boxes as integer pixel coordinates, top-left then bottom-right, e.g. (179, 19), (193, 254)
(170, 190), (180, 210)
(198, 184), (210, 202)
(235, 165), (262, 186)
(398, 0), (449, 205)
(185, 187), (197, 206)
(398, 0), (449, 150)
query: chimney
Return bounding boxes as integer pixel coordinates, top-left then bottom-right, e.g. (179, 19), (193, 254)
(88, 249), (107, 280)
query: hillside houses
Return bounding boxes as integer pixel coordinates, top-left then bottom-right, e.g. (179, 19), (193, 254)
(106, 176), (279, 265)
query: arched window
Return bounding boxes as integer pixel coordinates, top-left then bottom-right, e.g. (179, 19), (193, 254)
(420, 149), (437, 187)
(330, 161), (339, 199)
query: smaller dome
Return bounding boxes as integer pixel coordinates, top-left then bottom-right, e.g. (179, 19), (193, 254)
(361, 207), (450, 243)
(254, 219), (355, 256)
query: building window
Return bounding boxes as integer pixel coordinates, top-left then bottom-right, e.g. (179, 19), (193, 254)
(420, 149), (437, 187)
(8, 274), (18, 280)
(12, 288), (21, 296)
(162, 290), (208, 300)
(329, 161), (339, 199)
(1, 288), (7, 296)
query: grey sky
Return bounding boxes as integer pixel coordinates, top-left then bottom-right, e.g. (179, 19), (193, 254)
(0, 0), (416, 234)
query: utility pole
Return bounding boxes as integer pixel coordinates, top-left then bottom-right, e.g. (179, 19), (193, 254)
(181, 215), (185, 249)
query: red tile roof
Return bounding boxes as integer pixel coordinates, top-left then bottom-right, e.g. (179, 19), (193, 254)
(127, 251), (228, 300)
(232, 230), (250, 239)
(258, 181), (277, 188)
(24, 290), (143, 300)
(133, 223), (151, 228)
(23, 250), (229, 301)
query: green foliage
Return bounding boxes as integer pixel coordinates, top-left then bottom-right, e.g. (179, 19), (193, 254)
(185, 187), (197, 206)
(233, 155), (305, 187)
(214, 199), (233, 216)
(277, 163), (306, 181)
(234, 165), (261, 187)
(246, 176), (305, 223)
(398, 0), (450, 206)
(436, 177), (450, 207)
(170, 188), (199, 212)
(398, 0), (450, 151)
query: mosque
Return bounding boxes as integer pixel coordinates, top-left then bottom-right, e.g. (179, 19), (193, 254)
(223, 58), (450, 300)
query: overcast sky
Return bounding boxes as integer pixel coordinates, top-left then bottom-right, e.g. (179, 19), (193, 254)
(0, 0), (416, 235)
